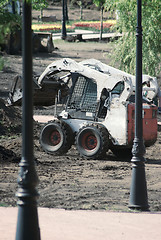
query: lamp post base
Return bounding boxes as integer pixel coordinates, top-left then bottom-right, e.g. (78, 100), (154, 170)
(129, 156), (149, 211)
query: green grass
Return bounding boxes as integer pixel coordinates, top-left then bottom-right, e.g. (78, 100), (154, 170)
(0, 203), (10, 207)
(0, 56), (4, 71)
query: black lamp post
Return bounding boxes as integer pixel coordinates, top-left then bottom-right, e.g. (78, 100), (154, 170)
(15, 1), (41, 239)
(62, 0), (67, 39)
(128, 0), (149, 211)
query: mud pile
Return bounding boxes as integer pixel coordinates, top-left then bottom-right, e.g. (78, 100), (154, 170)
(0, 98), (41, 162)
(0, 98), (22, 136)
(0, 98), (21, 161)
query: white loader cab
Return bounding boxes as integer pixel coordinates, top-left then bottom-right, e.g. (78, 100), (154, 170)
(39, 58), (158, 159)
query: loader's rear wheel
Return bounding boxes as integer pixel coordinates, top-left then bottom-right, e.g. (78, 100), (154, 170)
(40, 120), (73, 155)
(76, 124), (109, 159)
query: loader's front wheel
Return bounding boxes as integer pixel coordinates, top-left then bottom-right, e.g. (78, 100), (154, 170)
(40, 120), (73, 155)
(76, 124), (109, 159)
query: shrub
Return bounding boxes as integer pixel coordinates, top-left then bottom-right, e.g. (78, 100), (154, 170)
(106, 0), (161, 76)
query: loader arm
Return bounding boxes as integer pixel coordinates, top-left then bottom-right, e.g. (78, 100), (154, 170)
(7, 58), (124, 106)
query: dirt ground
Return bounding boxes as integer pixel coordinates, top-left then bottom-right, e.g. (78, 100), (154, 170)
(0, 5), (161, 212)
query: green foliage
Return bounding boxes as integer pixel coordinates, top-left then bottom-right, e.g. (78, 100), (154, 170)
(0, 57), (4, 71)
(0, 0), (21, 46)
(105, 0), (161, 76)
(93, 0), (106, 8)
(32, 0), (48, 11)
(0, 0), (48, 49)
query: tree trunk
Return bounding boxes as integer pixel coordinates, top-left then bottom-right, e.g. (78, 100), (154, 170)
(65, 0), (69, 22)
(99, 6), (104, 41)
(80, 1), (83, 20)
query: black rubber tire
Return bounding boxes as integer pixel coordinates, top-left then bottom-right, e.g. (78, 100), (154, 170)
(40, 120), (74, 155)
(76, 124), (109, 159)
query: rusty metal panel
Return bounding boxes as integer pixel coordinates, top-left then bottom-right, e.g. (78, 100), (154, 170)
(127, 104), (157, 147)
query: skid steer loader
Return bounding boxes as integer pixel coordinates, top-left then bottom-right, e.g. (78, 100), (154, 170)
(38, 58), (158, 159)
(8, 58), (158, 159)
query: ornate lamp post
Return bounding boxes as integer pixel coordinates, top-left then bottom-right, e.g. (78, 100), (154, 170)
(15, 1), (41, 239)
(129, 0), (149, 211)
(62, 0), (67, 39)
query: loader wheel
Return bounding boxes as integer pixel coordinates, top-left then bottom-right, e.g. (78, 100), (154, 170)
(76, 124), (109, 159)
(40, 120), (73, 155)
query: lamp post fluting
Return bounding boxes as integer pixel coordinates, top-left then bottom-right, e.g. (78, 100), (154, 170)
(15, 1), (41, 239)
(128, 0), (149, 211)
